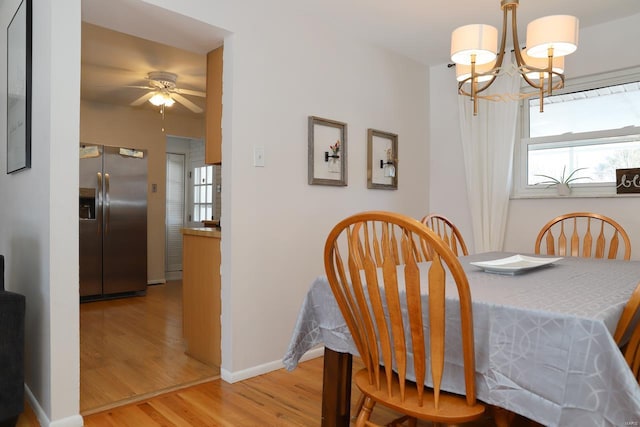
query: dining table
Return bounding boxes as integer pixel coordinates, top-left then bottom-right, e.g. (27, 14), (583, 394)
(283, 252), (640, 427)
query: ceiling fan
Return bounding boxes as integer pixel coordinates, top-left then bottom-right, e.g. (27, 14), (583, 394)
(129, 71), (205, 113)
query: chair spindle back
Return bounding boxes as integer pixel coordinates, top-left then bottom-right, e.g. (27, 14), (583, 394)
(534, 212), (631, 260)
(324, 211), (478, 410)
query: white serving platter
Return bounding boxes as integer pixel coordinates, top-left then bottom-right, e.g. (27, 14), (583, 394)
(469, 254), (562, 275)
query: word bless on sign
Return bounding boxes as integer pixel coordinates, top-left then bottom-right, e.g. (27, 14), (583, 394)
(616, 168), (640, 194)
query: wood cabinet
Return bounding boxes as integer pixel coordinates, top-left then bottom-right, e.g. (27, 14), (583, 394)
(205, 46), (223, 165)
(181, 228), (221, 367)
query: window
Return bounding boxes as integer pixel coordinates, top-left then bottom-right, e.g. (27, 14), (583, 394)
(513, 68), (640, 197)
(192, 165), (214, 222)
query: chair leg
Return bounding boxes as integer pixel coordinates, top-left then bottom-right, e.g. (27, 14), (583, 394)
(353, 393), (365, 419)
(491, 405), (516, 427)
(355, 396), (375, 427)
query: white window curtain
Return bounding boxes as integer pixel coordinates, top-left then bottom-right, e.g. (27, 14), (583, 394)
(458, 67), (520, 252)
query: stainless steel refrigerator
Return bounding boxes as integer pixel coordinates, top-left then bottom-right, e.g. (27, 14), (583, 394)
(79, 144), (148, 300)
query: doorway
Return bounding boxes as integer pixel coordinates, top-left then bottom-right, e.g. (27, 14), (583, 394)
(80, 0), (229, 413)
(166, 152), (185, 278)
(165, 135), (199, 281)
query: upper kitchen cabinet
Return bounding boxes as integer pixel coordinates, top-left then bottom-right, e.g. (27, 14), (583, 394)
(205, 46), (223, 165)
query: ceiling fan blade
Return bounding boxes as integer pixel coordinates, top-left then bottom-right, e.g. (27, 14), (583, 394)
(172, 93), (204, 113)
(174, 88), (206, 97)
(130, 92), (154, 106)
(124, 85), (154, 90)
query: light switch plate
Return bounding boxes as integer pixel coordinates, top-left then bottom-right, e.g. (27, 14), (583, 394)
(253, 146), (265, 167)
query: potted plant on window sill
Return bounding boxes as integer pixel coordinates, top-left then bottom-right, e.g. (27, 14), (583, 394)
(535, 166), (591, 196)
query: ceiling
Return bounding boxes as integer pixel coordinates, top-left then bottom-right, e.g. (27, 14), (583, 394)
(81, 0), (640, 117)
(290, 0), (640, 66)
(81, 22), (212, 116)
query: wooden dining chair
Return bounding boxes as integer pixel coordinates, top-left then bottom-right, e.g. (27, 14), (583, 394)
(421, 214), (469, 256)
(621, 318), (640, 383)
(534, 212), (631, 260)
(324, 211), (485, 426)
(614, 282), (640, 382)
(614, 283), (640, 347)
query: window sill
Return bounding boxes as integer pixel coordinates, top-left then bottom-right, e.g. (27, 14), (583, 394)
(511, 188), (640, 199)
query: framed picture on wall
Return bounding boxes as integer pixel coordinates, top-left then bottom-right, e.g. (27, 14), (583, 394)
(308, 116), (347, 186)
(6, 0), (32, 174)
(367, 129), (398, 190)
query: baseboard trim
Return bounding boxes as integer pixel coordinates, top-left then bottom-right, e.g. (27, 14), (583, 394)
(81, 373), (220, 416)
(220, 346), (324, 383)
(25, 384), (84, 427)
(147, 278), (166, 285)
(50, 414), (84, 427)
(164, 271), (182, 281)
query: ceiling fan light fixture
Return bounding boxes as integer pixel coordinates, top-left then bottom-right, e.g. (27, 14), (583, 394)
(149, 92), (174, 107)
(163, 96), (175, 107)
(128, 71), (204, 114)
(149, 93), (165, 106)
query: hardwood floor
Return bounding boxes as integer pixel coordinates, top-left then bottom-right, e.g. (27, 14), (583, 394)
(19, 356), (542, 426)
(80, 281), (219, 413)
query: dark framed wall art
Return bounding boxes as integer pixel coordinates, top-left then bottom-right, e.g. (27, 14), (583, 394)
(308, 116), (347, 186)
(6, 0), (32, 174)
(367, 128), (398, 190)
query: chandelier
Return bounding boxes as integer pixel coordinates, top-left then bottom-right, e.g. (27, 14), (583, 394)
(450, 0), (579, 115)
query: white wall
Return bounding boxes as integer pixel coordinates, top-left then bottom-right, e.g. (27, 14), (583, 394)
(202, 2), (430, 377)
(0, 0), (81, 425)
(429, 13), (640, 260)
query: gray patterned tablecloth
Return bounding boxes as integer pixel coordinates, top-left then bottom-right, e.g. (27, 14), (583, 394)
(283, 252), (640, 427)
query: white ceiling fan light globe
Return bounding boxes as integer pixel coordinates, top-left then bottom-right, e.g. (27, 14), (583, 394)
(139, 72), (203, 111)
(149, 93), (165, 106)
(163, 95), (175, 107)
(450, 24), (498, 65)
(148, 92), (175, 107)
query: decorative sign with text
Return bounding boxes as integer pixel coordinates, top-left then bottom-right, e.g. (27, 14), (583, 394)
(616, 168), (640, 194)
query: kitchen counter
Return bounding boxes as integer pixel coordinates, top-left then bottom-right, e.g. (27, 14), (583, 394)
(181, 227), (221, 238)
(181, 227), (221, 367)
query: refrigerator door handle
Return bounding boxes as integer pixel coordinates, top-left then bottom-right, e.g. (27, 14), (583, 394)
(105, 172), (111, 234)
(97, 172), (103, 235)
